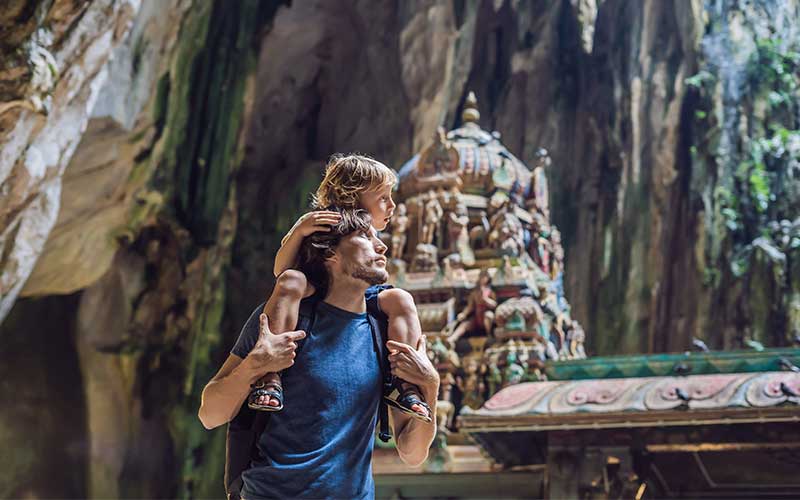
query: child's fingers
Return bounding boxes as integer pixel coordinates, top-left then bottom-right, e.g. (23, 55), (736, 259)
(313, 213), (341, 222)
(314, 219), (340, 227)
(312, 225), (332, 233)
(313, 214), (341, 223)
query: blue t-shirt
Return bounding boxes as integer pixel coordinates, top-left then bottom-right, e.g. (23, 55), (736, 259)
(231, 300), (382, 500)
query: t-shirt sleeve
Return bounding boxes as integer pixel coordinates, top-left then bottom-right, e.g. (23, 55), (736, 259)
(231, 302), (266, 358)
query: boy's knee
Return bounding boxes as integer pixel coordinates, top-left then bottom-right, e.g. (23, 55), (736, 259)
(379, 288), (417, 317)
(275, 270), (308, 299)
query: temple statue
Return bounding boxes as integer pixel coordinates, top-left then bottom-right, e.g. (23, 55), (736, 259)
(445, 269), (497, 347)
(529, 148), (551, 219)
(389, 202), (409, 261)
(388, 91), (586, 436)
(420, 190), (444, 246)
(447, 201), (472, 264)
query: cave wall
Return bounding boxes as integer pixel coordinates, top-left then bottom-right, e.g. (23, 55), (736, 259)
(0, 294), (86, 499)
(0, 0), (140, 320)
(1, 0), (799, 498)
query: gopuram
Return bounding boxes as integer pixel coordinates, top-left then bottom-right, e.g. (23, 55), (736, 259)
(389, 92), (583, 421)
(373, 94), (800, 499)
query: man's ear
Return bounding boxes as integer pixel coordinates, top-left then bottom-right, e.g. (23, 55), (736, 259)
(324, 249), (340, 266)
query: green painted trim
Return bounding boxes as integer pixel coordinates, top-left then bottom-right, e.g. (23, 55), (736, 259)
(545, 348), (800, 380)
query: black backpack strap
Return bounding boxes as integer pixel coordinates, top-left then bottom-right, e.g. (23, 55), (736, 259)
(295, 296), (318, 354)
(367, 312), (392, 442)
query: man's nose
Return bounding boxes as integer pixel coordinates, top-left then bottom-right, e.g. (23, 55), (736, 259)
(374, 236), (388, 254)
(388, 197), (396, 210)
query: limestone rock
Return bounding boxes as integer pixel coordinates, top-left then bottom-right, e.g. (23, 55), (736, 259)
(0, 0), (140, 320)
(21, 0), (188, 297)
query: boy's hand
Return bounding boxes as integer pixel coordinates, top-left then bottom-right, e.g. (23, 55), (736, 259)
(292, 211), (342, 238)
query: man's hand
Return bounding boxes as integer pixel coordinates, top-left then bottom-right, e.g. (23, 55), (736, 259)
(387, 336), (440, 392)
(247, 314), (306, 375)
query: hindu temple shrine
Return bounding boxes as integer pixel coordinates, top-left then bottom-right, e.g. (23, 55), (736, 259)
(371, 94), (800, 500)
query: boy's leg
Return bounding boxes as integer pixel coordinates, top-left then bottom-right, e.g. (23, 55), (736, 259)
(251, 270), (314, 408)
(378, 288), (430, 420)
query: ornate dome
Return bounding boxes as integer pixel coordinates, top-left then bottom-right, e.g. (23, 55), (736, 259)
(397, 92), (538, 210)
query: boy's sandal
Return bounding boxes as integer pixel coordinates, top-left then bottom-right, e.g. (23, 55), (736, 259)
(384, 379), (432, 423)
(248, 381), (284, 412)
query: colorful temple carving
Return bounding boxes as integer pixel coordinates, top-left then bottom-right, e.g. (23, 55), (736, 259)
(374, 94), (800, 499)
(387, 92), (584, 422)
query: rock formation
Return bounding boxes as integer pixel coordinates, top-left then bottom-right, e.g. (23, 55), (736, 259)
(1, 0), (798, 497)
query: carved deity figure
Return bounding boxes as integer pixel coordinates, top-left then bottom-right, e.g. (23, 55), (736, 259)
(530, 211), (553, 274)
(489, 212), (525, 256)
(446, 269), (497, 346)
(550, 227), (564, 280)
(485, 349), (504, 396)
(530, 148), (551, 219)
(429, 336), (460, 370)
(389, 203), (409, 261)
(503, 349), (526, 388)
(437, 372), (456, 433)
(469, 210), (491, 250)
(421, 190), (444, 246)
(410, 243), (439, 273)
(442, 253), (468, 283)
(568, 320), (587, 359)
(460, 356), (486, 410)
(447, 202), (474, 266)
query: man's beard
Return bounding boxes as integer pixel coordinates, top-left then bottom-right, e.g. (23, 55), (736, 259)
(348, 261), (389, 286)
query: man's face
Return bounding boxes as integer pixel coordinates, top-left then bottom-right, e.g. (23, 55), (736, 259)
(328, 226), (389, 286)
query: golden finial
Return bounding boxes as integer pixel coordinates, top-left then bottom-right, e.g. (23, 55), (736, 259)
(462, 91), (480, 123)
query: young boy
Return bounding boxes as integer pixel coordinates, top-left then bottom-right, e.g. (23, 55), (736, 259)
(249, 153), (431, 422)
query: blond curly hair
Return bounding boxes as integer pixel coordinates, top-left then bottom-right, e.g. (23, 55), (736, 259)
(312, 153), (396, 209)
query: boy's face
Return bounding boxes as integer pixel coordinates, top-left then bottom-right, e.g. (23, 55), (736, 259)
(359, 183), (396, 231)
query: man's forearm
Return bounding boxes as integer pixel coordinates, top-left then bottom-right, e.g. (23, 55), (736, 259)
(198, 358), (261, 430)
(394, 383), (438, 466)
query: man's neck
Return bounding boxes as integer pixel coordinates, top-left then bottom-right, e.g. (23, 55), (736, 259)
(324, 277), (368, 314)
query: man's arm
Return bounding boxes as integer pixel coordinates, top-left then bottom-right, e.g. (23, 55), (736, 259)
(386, 337), (440, 467)
(197, 314), (306, 429)
(198, 354), (263, 430)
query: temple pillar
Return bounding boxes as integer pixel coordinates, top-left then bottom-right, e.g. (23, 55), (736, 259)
(547, 444), (639, 500)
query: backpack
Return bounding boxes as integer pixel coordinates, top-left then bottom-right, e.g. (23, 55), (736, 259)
(224, 296), (392, 500)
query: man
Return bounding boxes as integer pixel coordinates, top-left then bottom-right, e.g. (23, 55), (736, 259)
(198, 209), (439, 499)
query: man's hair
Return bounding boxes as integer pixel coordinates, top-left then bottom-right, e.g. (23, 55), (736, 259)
(312, 153), (397, 209)
(298, 208), (373, 295)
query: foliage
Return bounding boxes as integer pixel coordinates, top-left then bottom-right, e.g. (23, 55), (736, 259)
(695, 34), (800, 280)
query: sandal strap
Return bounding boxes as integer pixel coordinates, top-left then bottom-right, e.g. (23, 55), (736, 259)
(386, 378), (431, 418)
(251, 385), (283, 404)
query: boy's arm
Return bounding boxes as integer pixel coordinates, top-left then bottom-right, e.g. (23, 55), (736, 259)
(273, 211), (342, 277)
(391, 383), (438, 467)
(273, 230), (304, 276)
(386, 337), (440, 467)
